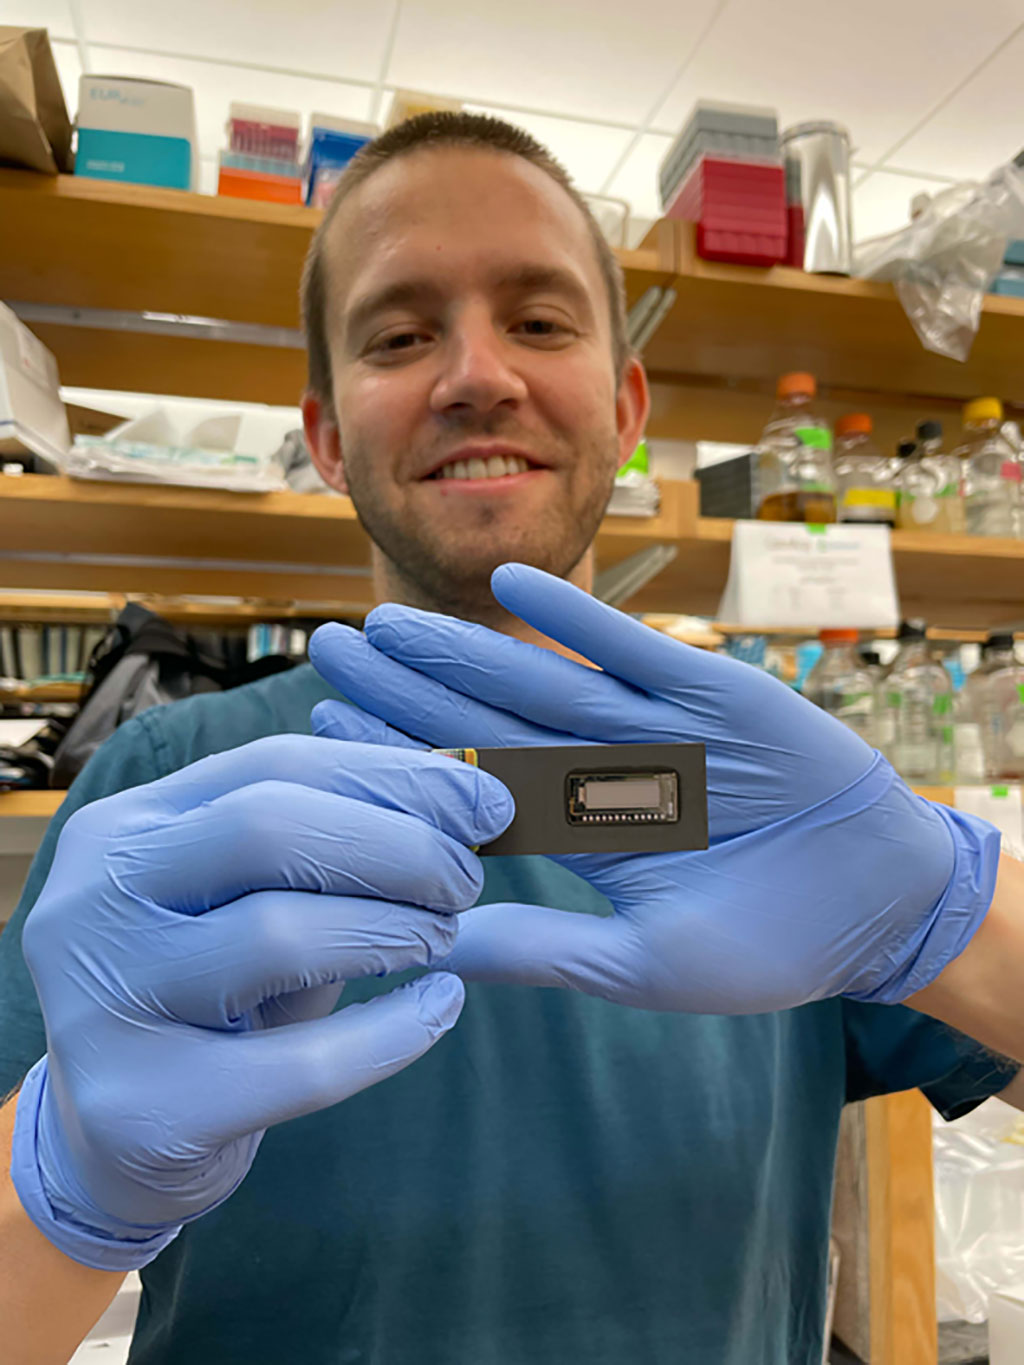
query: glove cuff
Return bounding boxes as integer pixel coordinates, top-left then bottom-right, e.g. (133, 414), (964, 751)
(843, 783), (1003, 1005)
(11, 1057), (182, 1272)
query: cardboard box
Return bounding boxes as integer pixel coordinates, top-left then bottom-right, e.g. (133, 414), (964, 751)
(76, 75), (197, 190)
(0, 303), (70, 471)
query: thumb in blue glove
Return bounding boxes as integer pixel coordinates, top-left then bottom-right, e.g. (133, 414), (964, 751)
(308, 565), (1001, 1014)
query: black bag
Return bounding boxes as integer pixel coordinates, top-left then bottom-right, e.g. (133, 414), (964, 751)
(50, 604), (295, 788)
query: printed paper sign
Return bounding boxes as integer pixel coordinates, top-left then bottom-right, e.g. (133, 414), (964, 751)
(717, 521), (899, 628)
(954, 785), (1024, 848)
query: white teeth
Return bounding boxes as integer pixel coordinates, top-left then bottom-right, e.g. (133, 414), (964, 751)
(433, 455), (535, 480)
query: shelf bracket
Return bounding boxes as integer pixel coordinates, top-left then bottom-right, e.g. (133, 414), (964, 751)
(594, 543), (678, 608)
(626, 285), (678, 354)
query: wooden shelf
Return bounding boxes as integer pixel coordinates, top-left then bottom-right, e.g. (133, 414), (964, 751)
(647, 222), (1024, 409)
(5, 475), (1024, 627)
(0, 790), (62, 818)
(1, 682), (83, 702)
(0, 171), (672, 405)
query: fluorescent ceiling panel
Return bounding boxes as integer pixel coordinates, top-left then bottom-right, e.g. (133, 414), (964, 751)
(389, 0), (723, 126)
(652, 0), (1024, 166)
(79, 0), (394, 84)
(88, 46), (374, 163)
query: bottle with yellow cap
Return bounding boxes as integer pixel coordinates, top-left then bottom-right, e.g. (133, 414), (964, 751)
(953, 398), (1020, 538)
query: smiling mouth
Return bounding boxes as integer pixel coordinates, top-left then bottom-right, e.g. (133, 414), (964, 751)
(425, 454), (540, 481)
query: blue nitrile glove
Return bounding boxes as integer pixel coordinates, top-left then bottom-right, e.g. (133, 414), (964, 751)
(11, 736), (512, 1271)
(308, 564), (1001, 1014)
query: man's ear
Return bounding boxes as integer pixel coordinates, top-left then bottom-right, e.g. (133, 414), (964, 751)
(615, 356), (651, 469)
(301, 390), (349, 495)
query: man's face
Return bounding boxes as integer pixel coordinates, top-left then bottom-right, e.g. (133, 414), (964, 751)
(304, 146), (648, 612)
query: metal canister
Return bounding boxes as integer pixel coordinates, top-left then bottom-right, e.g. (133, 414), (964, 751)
(780, 121), (853, 275)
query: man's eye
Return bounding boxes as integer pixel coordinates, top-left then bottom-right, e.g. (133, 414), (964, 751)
(379, 332), (425, 352)
(518, 319), (561, 335)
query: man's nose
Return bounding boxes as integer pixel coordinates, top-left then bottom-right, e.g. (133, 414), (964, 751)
(429, 318), (529, 416)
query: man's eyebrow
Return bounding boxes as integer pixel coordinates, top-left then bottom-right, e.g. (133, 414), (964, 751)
(342, 264), (594, 346)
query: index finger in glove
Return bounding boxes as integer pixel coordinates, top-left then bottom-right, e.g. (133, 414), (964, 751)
(309, 624), (570, 748)
(359, 606), (682, 744)
(73, 735), (513, 848)
(92, 783), (495, 915)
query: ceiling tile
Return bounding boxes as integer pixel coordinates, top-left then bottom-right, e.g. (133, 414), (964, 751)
(389, 0), (723, 126)
(88, 46), (374, 165)
(462, 105), (631, 195)
(652, 0), (1024, 165)
(852, 170), (955, 244)
(79, 0), (395, 84)
(0, 1), (75, 39)
(604, 132), (674, 220)
(890, 29), (1024, 181)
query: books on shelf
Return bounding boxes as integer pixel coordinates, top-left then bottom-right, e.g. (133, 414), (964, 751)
(0, 623), (106, 685)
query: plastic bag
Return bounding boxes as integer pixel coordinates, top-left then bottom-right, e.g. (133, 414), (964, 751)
(934, 1096), (1024, 1323)
(854, 158), (1024, 362)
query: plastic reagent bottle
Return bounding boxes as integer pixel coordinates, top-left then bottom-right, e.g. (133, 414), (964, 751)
(757, 426), (836, 523)
(955, 398), (1021, 538)
(969, 632), (1024, 780)
(896, 438), (943, 531)
(884, 620), (953, 783)
(803, 629), (876, 744)
(756, 373), (833, 522)
(915, 419), (964, 534)
(834, 413), (896, 526)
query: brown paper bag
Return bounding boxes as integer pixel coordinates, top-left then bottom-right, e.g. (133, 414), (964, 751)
(0, 26), (73, 174)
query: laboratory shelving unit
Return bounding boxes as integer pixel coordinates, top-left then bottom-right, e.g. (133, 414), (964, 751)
(3, 169), (1024, 1365)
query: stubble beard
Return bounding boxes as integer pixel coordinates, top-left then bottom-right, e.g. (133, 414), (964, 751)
(345, 437), (621, 622)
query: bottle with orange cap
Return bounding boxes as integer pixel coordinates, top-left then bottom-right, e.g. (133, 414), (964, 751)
(755, 372), (836, 523)
(953, 398), (1021, 538)
(803, 628), (877, 745)
(833, 413), (896, 526)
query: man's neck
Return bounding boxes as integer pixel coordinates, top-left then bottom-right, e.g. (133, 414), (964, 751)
(370, 549), (596, 665)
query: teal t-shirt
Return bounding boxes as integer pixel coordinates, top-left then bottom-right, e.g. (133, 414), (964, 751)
(0, 666), (1015, 1365)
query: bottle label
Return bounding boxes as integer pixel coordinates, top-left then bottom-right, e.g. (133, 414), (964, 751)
(933, 694), (952, 717)
(911, 495), (938, 524)
(842, 488), (897, 510)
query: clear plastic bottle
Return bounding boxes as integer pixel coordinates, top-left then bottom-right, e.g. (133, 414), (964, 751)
(915, 419), (964, 534)
(883, 620), (953, 783)
(896, 438), (944, 532)
(757, 427), (836, 522)
(971, 632), (1024, 779)
(803, 629), (876, 745)
(834, 413), (896, 526)
(756, 373), (834, 522)
(954, 398), (1021, 538)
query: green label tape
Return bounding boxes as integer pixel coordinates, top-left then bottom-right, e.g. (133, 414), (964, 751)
(992, 785), (1010, 798)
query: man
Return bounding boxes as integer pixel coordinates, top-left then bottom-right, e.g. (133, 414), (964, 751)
(0, 113), (1017, 1365)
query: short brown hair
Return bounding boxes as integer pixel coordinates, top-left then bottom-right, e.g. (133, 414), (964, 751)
(300, 111), (630, 412)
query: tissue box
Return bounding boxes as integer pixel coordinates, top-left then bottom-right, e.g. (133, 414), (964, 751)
(990, 1283), (1024, 1364)
(0, 303), (70, 471)
(76, 75), (197, 190)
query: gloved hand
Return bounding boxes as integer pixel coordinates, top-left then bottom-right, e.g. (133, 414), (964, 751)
(12, 736), (512, 1270)
(308, 564), (1001, 1014)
